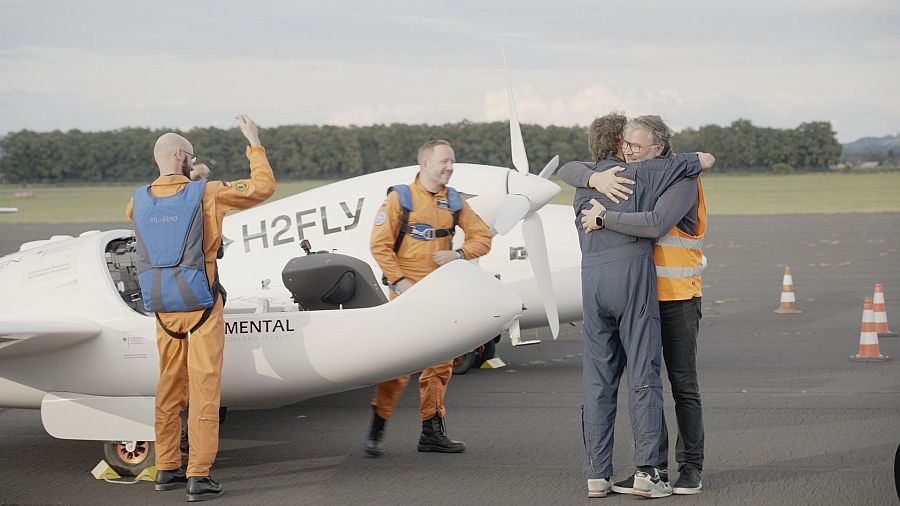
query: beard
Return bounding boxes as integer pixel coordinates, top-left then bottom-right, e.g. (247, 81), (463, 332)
(181, 158), (193, 178)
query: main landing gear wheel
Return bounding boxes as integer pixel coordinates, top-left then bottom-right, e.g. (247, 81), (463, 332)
(472, 338), (498, 368)
(452, 351), (477, 375)
(103, 441), (155, 476)
(453, 335), (501, 375)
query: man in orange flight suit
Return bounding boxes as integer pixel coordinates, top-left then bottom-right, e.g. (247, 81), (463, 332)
(127, 115), (275, 500)
(364, 139), (492, 456)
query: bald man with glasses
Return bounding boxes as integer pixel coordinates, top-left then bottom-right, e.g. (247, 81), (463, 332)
(127, 115), (275, 501)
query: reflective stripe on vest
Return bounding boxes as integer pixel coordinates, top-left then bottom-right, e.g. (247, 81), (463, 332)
(656, 235), (704, 250)
(656, 264), (705, 279)
(654, 177), (707, 301)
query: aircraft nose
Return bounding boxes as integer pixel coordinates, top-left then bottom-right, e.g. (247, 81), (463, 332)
(507, 172), (560, 213)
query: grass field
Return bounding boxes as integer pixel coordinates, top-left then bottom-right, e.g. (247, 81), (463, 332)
(0, 180), (332, 224)
(1, 173), (898, 224)
(554, 172), (900, 215)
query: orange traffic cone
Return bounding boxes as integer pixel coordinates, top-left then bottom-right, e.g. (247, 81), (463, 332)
(774, 266), (801, 314)
(872, 283), (897, 338)
(850, 298), (889, 362)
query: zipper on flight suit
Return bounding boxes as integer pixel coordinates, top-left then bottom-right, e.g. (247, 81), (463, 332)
(580, 405), (597, 475)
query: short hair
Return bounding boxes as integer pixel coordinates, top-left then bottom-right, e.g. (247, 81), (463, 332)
(588, 112), (627, 161)
(625, 115), (672, 154)
(417, 139), (452, 164)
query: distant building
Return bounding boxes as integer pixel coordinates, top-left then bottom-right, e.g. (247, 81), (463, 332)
(858, 161), (881, 169)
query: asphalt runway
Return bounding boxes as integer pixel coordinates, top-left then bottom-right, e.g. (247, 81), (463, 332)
(2, 214), (899, 505)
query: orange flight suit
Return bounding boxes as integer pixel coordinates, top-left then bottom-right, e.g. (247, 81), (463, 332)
(370, 176), (492, 420)
(127, 146), (275, 476)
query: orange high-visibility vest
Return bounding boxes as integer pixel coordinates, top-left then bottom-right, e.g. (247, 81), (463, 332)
(654, 178), (707, 301)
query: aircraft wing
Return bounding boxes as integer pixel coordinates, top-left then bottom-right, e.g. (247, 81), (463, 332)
(0, 318), (102, 358)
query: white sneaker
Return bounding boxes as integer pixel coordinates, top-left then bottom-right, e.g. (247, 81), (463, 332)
(587, 478), (611, 498)
(633, 468), (673, 498)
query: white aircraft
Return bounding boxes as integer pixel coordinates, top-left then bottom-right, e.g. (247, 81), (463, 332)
(0, 208), (18, 213)
(0, 63), (584, 476)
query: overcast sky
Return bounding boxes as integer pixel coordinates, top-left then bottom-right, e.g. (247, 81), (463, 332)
(1, 0), (897, 142)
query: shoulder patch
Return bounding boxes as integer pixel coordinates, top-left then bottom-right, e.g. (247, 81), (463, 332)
(374, 210), (387, 226)
(233, 182), (248, 191)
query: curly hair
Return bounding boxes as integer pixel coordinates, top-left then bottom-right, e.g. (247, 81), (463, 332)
(588, 112), (627, 161)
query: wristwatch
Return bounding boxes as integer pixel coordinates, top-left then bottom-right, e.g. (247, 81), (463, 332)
(455, 249), (465, 260)
(595, 211), (606, 229)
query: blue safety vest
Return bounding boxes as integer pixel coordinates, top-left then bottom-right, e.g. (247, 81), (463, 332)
(133, 180), (214, 314)
(388, 184), (463, 253)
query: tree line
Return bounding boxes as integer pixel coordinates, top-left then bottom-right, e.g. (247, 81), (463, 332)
(0, 119), (842, 183)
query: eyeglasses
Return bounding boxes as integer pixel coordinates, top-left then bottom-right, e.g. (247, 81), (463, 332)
(621, 140), (661, 154)
(180, 150), (198, 165)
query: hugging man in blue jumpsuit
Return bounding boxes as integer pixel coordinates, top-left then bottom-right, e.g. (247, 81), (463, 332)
(559, 112), (715, 498)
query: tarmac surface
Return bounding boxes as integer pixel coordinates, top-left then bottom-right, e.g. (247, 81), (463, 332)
(1, 214), (900, 505)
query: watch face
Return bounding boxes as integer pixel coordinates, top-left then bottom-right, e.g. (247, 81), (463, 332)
(596, 215), (603, 227)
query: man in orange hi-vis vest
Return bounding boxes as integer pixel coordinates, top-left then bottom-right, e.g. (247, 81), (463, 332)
(364, 139), (492, 457)
(574, 115), (707, 496)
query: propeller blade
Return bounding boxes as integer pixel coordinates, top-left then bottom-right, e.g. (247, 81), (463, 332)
(538, 155), (560, 179)
(503, 47), (529, 175)
(493, 194), (531, 235)
(522, 212), (559, 339)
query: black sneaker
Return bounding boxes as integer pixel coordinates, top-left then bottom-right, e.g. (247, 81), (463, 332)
(610, 474), (633, 494)
(673, 464), (702, 494)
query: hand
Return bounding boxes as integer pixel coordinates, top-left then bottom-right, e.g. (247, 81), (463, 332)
(395, 278), (414, 294)
(237, 114), (261, 147)
(697, 152), (715, 171)
(432, 250), (459, 266)
(588, 167), (634, 204)
(189, 163), (210, 181)
(580, 198), (606, 233)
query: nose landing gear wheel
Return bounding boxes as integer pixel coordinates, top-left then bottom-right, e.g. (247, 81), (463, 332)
(103, 441), (155, 477)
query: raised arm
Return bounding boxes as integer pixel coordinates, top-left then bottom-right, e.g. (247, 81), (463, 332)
(214, 115), (276, 212)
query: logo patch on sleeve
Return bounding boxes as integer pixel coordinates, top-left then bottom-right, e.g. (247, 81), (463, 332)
(234, 182), (249, 191)
(374, 210), (387, 226)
